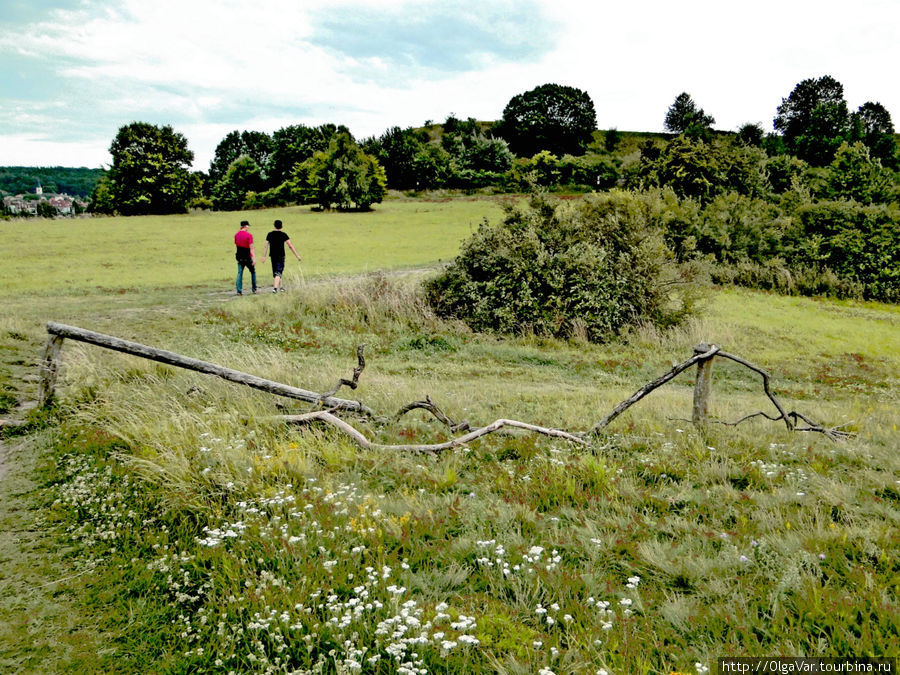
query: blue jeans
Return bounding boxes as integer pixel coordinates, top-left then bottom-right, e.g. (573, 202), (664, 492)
(236, 260), (257, 294)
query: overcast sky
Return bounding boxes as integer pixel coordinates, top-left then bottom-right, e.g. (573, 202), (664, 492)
(2, 0), (898, 170)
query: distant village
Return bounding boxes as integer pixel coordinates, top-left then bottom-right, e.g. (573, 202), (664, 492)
(2, 184), (89, 217)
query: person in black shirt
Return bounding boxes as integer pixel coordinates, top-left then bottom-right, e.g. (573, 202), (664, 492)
(260, 219), (301, 292)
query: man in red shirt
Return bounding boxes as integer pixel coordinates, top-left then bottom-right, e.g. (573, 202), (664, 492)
(234, 220), (257, 295)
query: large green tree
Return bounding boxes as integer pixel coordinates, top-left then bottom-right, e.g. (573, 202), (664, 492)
(850, 101), (897, 168)
(212, 156), (265, 211)
(269, 124), (351, 187)
(300, 133), (386, 210)
(107, 122), (196, 215)
(773, 75), (850, 166)
(664, 92), (715, 138)
(208, 130), (275, 188)
(363, 126), (426, 190)
(497, 83), (597, 157)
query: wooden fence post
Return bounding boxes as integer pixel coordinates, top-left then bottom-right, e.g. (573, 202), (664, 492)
(38, 334), (65, 408)
(692, 342), (716, 426)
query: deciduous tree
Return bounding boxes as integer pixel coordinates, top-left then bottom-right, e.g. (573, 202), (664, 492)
(208, 131), (275, 187)
(773, 75), (850, 166)
(664, 93), (715, 139)
(850, 101), (897, 167)
(107, 122), (196, 215)
(497, 83), (597, 157)
(212, 155), (265, 211)
(300, 133), (386, 210)
(269, 124), (351, 187)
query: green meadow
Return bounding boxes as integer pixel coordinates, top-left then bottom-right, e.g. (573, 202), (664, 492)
(1, 197), (898, 674)
(3, 197), (505, 297)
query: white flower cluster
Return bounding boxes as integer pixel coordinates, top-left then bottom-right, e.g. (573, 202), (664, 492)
(474, 540), (565, 576)
(52, 453), (144, 551)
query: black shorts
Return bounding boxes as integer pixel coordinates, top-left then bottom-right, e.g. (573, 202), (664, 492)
(271, 257), (285, 277)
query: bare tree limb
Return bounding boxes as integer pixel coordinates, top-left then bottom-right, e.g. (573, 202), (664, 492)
(589, 344), (721, 434)
(41, 322), (854, 445)
(311, 344), (368, 410)
(284, 411), (587, 454)
(44, 322), (375, 416)
(394, 395), (471, 432)
(715, 350), (793, 430)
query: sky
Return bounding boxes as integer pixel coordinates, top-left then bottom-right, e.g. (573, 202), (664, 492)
(2, 0), (898, 171)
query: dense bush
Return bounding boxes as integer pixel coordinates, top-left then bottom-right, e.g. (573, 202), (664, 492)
(636, 136), (769, 203)
(825, 142), (894, 204)
(424, 191), (702, 342)
(787, 201), (900, 302)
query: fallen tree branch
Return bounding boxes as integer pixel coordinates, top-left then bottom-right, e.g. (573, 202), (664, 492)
(40, 322), (853, 446)
(311, 344), (368, 410)
(394, 395), (471, 432)
(589, 344), (721, 434)
(284, 410), (587, 454)
(715, 350), (793, 430)
(43, 322), (376, 417)
(700, 411), (854, 441)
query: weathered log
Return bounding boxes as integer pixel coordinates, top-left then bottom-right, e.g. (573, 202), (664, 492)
(44, 322), (374, 416)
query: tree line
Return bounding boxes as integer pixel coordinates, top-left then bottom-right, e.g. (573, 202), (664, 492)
(85, 76), (897, 218)
(0, 167), (105, 199)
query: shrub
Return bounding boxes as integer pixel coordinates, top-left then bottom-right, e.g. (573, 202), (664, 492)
(187, 196), (213, 211)
(424, 191), (701, 342)
(788, 201), (900, 302)
(695, 193), (787, 265)
(825, 142), (894, 204)
(558, 153), (619, 189)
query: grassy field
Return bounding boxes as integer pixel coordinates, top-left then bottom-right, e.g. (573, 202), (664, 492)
(2, 196), (506, 298)
(0, 197), (898, 674)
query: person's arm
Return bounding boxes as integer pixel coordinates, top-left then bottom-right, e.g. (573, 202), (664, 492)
(250, 243), (256, 263)
(286, 239), (301, 261)
(261, 240), (269, 263)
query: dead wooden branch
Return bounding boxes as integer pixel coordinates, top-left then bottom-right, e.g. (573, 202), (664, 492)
(40, 322), (853, 447)
(715, 350), (793, 430)
(284, 410), (587, 454)
(43, 322), (375, 417)
(589, 344), (721, 434)
(394, 395), (471, 432)
(712, 409), (853, 441)
(311, 344), (368, 409)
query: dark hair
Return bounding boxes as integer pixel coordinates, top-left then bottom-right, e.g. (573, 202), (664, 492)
(240, 220), (250, 227)
(274, 219), (283, 229)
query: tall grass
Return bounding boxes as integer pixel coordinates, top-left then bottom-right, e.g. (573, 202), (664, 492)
(35, 273), (899, 673)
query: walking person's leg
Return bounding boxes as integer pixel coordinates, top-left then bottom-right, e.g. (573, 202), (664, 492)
(236, 261), (244, 295)
(272, 258), (285, 292)
(249, 262), (257, 293)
